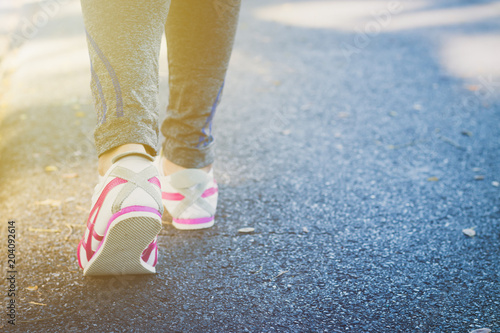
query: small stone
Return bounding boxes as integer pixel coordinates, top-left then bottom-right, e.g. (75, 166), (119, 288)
(461, 130), (473, 137)
(470, 329), (491, 333)
(462, 228), (476, 237)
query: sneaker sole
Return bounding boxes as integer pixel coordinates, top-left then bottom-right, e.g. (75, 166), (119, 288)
(172, 219), (215, 230)
(162, 205), (215, 230)
(83, 212), (161, 276)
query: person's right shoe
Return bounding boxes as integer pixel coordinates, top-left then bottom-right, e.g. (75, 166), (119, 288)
(155, 156), (218, 230)
(77, 151), (163, 276)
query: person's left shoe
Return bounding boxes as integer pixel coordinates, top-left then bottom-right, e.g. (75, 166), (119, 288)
(155, 156), (218, 230)
(77, 151), (163, 276)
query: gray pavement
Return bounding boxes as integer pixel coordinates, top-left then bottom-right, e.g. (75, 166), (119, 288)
(0, 0), (499, 332)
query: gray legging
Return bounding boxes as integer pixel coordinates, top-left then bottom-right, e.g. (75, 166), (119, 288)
(80, 0), (241, 168)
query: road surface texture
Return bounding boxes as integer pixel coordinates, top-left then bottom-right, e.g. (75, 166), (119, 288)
(0, 0), (499, 332)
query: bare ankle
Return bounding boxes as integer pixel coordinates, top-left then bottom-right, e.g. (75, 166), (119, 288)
(98, 144), (147, 176)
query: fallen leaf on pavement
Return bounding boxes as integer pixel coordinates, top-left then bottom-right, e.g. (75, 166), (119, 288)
(250, 266), (263, 274)
(439, 136), (464, 149)
(238, 227), (255, 234)
(75, 205), (87, 212)
(29, 227), (61, 233)
(62, 173), (79, 179)
(35, 199), (61, 207)
(273, 270), (289, 280)
(44, 165), (58, 172)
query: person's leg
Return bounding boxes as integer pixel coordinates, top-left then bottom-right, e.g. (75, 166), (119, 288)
(78, 0), (170, 275)
(161, 0), (241, 174)
(81, 0), (170, 175)
(158, 0), (241, 230)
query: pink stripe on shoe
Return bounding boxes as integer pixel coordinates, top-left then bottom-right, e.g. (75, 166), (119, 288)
(84, 177), (127, 261)
(141, 241), (157, 262)
(148, 177), (160, 188)
(162, 192), (185, 201)
(92, 230), (104, 242)
(77, 239), (84, 269)
(173, 216), (214, 225)
(153, 249), (158, 266)
(201, 187), (218, 198)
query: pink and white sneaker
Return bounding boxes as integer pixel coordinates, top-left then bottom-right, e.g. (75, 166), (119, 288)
(155, 156), (218, 230)
(77, 151), (163, 276)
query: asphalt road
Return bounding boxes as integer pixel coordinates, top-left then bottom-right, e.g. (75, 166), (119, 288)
(0, 0), (499, 332)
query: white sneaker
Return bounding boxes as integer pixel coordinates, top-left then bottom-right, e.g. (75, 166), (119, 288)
(77, 151), (163, 276)
(155, 156), (218, 230)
